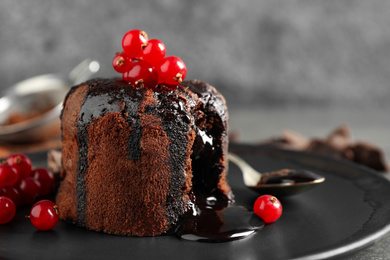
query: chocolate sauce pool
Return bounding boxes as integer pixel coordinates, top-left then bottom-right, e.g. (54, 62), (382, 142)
(176, 203), (264, 242)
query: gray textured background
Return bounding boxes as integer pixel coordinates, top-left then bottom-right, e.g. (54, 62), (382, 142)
(1, 0), (390, 108)
(1, 2), (390, 258)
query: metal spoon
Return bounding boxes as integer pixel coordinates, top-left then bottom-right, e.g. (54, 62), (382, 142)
(0, 59), (100, 143)
(228, 153), (325, 197)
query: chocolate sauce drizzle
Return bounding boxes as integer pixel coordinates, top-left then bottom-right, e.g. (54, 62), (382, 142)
(76, 79), (144, 225)
(144, 89), (193, 224)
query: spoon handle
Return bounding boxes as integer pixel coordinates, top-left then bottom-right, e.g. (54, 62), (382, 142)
(228, 153), (262, 187)
(68, 59), (100, 85)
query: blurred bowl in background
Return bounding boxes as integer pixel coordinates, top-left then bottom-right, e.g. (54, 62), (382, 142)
(0, 59), (99, 143)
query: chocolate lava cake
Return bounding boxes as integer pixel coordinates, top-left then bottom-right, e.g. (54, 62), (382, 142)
(56, 78), (233, 236)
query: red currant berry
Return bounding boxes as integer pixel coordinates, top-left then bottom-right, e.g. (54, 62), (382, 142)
(142, 39), (166, 65)
(122, 60), (158, 89)
(122, 29), (148, 58)
(0, 164), (19, 187)
(158, 56), (187, 85)
(31, 168), (55, 196)
(0, 186), (21, 206)
(17, 177), (41, 205)
(253, 195), (282, 223)
(6, 154), (32, 180)
(29, 200), (59, 231)
(112, 52), (132, 73)
(0, 196), (16, 224)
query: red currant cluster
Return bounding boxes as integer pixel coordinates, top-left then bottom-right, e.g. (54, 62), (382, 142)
(0, 153), (59, 230)
(112, 29), (187, 88)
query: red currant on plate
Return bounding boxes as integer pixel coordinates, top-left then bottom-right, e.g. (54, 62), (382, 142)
(31, 167), (55, 196)
(17, 177), (41, 205)
(112, 52), (132, 73)
(122, 29), (148, 58)
(122, 60), (158, 88)
(6, 154), (32, 180)
(142, 39), (166, 65)
(0, 186), (21, 206)
(29, 200), (59, 231)
(0, 196), (16, 224)
(158, 56), (187, 85)
(253, 195), (282, 223)
(0, 164), (19, 187)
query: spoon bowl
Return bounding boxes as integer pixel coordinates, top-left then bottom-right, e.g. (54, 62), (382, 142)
(228, 153), (325, 197)
(0, 59), (99, 143)
(248, 180), (325, 197)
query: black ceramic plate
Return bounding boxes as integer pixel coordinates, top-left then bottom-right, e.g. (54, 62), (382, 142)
(1, 144), (390, 260)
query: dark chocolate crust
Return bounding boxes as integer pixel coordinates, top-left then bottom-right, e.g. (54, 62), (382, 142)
(56, 79), (232, 236)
